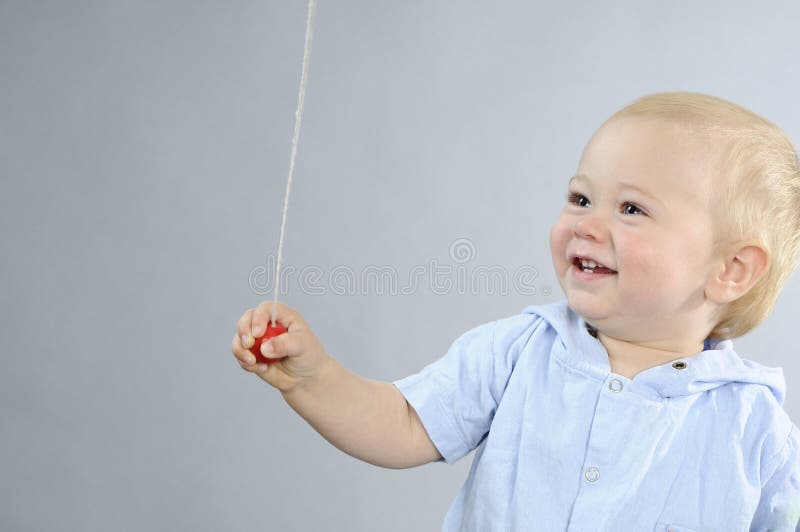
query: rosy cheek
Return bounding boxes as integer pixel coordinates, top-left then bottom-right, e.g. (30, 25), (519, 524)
(616, 240), (658, 274)
(552, 215), (571, 237)
(549, 221), (569, 256)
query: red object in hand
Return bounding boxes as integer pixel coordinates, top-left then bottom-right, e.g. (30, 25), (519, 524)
(249, 322), (288, 364)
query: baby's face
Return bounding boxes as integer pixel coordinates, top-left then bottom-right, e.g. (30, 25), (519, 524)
(549, 117), (722, 338)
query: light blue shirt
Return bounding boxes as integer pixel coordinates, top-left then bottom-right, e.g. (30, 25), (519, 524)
(393, 300), (800, 531)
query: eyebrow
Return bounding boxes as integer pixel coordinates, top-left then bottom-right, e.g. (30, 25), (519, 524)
(568, 174), (664, 209)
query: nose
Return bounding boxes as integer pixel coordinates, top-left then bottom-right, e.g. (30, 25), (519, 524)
(573, 211), (607, 241)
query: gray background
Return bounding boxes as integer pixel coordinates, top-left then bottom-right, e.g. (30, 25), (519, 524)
(2, 1), (799, 531)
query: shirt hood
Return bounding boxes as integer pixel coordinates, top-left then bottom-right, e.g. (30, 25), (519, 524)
(522, 300), (787, 404)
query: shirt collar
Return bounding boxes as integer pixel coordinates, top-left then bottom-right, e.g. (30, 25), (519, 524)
(522, 300), (786, 403)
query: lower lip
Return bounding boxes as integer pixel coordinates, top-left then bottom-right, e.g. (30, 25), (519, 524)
(572, 262), (617, 281)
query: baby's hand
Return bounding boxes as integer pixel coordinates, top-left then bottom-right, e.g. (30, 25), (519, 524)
(231, 301), (331, 393)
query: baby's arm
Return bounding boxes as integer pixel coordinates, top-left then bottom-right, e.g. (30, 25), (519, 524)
(231, 301), (441, 469)
(282, 356), (442, 469)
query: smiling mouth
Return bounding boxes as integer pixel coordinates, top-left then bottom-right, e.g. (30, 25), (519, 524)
(572, 256), (617, 274)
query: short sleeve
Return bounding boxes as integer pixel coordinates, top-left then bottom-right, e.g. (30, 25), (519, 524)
(392, 313), (545, 464)
(750, 424), (800, 531)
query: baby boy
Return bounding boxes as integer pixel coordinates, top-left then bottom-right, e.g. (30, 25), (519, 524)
(232, 92), (800, 531)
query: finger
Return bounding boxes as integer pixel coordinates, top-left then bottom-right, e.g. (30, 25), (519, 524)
(250, 306), (269, 338)
(237, 358), (259, 373)
(231, 334), (257, 365)
(261, 329), (312, 360)
(237, 309), (255, 344)
(255, 301), (309, 333)
(253, 364), (281, 388)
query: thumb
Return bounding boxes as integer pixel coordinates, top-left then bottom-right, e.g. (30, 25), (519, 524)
(260, 329), (309, 360)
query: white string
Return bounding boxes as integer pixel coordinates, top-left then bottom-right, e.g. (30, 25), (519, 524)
(271, 0), (316, 328)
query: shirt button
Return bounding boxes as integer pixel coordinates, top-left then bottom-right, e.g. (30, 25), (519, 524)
(609, 378), (624, 393)
(672, 360), (687, 370)
(584, 467), (600, 482)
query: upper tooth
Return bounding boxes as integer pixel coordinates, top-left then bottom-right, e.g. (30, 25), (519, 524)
(581, 259), (598, 268)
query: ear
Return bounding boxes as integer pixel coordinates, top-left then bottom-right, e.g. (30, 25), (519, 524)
(705, 241), (769, 305)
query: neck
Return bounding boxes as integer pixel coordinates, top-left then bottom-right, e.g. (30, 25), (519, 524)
(595, 330), (706, 379)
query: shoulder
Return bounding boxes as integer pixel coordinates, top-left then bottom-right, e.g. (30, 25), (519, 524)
(449, 301), (566, 360)
(459, 299), (586, 364)
(491, 299), (571, 349)
(758, 406), (799, 481)
(770, 422), (800, 469)
(720, 380), (798, 479)
(723, 354), (794, 475)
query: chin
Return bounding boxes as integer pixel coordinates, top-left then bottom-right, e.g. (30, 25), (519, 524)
(566, 292), (608, 321)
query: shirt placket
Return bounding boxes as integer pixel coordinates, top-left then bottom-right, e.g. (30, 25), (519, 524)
(566, 373), (666, 532)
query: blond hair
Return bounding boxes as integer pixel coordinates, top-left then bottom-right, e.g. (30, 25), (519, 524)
(605, 92), (800, 339)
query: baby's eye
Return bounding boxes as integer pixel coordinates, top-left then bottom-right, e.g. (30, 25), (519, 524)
(567, 192), (645, 214)
(567, 192), (590, 207)
(625, 203), (644, 214)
